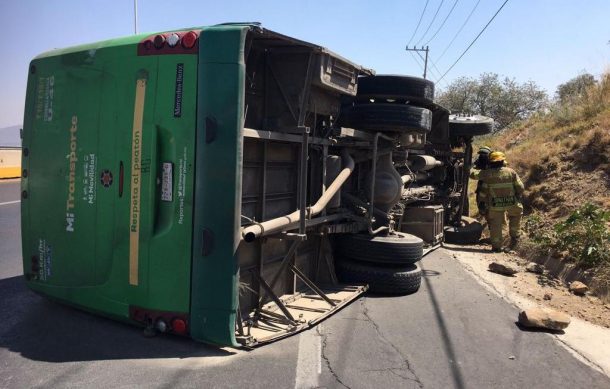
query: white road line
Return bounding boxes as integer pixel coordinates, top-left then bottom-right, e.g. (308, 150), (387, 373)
(294, 324), (323, 389)
(0, 200), (20, 206)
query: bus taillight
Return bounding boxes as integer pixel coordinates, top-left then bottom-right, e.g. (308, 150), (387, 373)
(181, 31), (198, 49)
(153, 34), (166, 49)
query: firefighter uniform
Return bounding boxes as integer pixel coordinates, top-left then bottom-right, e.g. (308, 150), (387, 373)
(470, 152), (524, 251)
(473, 146), (492, 217)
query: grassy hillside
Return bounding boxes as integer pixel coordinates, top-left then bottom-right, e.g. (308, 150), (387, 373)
(477, 72), (610, 214)
(471, 72), (610, 292)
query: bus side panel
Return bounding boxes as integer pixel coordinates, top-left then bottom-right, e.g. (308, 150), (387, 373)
(190, 26), (248, 347)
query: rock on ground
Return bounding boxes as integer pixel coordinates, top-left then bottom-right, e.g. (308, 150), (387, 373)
(569, 281), (588, 296)
(518, 308), (571, 331)
(525, 262), (544, 274)
(489, 262), (518, 276)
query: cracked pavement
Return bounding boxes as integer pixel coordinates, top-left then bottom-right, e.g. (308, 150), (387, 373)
(1, 180), (610, 388)
(310, 251), (610, 388)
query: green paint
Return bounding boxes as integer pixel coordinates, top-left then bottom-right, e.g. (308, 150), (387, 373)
(190, 26), (248, 347)
(22, 31), (198, 329)
(22, 24), (267, 346)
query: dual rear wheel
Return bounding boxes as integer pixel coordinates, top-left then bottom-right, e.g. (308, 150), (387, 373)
(334, 232), (424, 295)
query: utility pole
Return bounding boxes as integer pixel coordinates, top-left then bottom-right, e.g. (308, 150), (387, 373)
(406, 45), (429, 79)
(134, 0), (138, 34)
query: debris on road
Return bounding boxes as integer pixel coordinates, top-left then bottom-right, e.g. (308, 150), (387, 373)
(489, 261), (518, 276)
(447, 244), (610, 329)
(518, 308), (571, 331)
(569, 281), (588, 296)
(525, 262), (544, 274)
(508, 355), (516, 360)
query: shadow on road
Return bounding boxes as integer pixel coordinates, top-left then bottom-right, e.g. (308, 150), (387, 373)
(514, 321), (566, 335)
(0, 276), (234, 362)
(422, 269), (441, 277)
(419, 261), (466, 389)
(444, 245), (490, 254)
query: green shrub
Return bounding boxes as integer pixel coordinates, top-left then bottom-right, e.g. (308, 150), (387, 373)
(522, 204), (610, 268)
(554, 203), (610, 267)
(523, 213), (554, 246)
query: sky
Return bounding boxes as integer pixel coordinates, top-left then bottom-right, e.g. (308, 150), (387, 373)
(0, 0), (608, 128)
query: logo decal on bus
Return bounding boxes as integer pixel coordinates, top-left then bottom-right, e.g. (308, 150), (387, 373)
(66, 116), (78, 232)
(100, 169), (113, 188)
(174, 63), (184, 117)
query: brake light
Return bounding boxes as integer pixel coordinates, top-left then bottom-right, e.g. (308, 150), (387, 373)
(181, 31), (198, 49)
(172, 318), (187, 334)
(138, 30), (200, 56)
(129, 306), (189, 336)
(153, 34), (166, 49)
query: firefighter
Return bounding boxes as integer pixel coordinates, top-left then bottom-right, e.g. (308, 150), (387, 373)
(470, 151), (524, 252)
(473, 146), (492, 217)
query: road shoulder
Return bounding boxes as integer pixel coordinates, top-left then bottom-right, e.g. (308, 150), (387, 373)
(445, 244), (610, 377)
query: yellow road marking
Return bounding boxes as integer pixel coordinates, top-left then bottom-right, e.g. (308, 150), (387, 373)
(0, 167), (21, 178)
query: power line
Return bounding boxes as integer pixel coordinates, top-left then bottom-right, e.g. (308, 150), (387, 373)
(437, 0), (482, 62)
(424, 0), (460, 46)
(415, 51), (448, 88)
(409, 51), (426, 73)
(415, 0), (446, 46)
(408, 48), (446, 88)
(418, 52), (442, 82)
(437, 0), (510, 83)
(407, 0), (430, 46)
(406, 46), (430, 78)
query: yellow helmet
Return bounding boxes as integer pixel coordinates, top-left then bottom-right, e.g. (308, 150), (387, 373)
(489, 151), (506, 163)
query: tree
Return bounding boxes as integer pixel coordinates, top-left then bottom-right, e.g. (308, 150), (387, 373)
(555, 73), (597, 103)
(435, 73), (548, 130)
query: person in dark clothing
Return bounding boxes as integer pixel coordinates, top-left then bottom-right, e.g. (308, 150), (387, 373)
(473, 146), (492, 217)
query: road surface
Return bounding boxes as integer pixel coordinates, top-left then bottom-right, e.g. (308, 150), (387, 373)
(1, 179), (609, 388)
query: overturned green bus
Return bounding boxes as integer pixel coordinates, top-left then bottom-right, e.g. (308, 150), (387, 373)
(21, 23), (489, 347)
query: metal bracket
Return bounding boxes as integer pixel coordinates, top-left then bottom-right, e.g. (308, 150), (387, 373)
(291, 265), (337, 307)
(253, 271), (297, 325)
(255, 240), (300, 316)
(268, 232), (307, 241)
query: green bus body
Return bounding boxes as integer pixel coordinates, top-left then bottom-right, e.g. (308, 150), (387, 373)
(22, 24), (250, 347)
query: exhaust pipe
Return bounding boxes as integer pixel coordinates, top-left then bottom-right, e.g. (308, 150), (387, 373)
(410, 155), (442, 171)
(242, 149), (355, 242)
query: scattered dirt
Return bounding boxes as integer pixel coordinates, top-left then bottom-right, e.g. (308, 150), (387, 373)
(445, 244), (610, 329)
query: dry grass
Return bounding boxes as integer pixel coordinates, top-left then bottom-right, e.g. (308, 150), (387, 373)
(475, 72), (610, 214)
(473, 71), (610, 284)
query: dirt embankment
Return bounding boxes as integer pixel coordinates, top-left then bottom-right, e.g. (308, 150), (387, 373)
(470, 73), (610, 300)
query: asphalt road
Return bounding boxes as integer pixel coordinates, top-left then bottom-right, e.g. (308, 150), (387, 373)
(1, 179), (609, 388)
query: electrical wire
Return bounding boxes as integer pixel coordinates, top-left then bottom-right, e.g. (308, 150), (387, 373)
(408, 51), (426, 75)
(415, 51), (446, 87)
(407, 0), (430, 46)
(415, 0), (446, 46)
(408, 49), (449, 90)
(407, 45), (431, 77)
(437, 0), (482, 62)
(410, 50), (444, 87)
(437, 0), (509, 83)
(424, 0), (460, 46)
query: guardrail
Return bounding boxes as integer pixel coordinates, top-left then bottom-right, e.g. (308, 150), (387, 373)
(0, 147), (21, 179)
